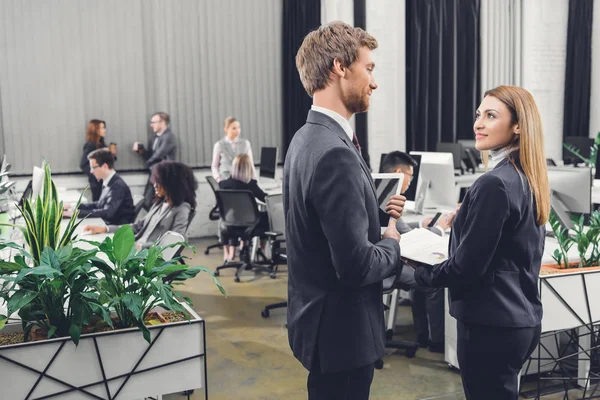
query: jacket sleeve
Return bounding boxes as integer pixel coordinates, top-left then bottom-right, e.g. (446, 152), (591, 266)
(80, 182), (128, 221)
(415, 174), (510, 288)
(147, 132), (177, 168)
(311, 145), (400, 288)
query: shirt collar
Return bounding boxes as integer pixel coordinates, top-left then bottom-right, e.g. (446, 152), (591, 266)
(103, 170), (116, 187)
(311, 105), (354, 142)
(225, 136), (239, 144)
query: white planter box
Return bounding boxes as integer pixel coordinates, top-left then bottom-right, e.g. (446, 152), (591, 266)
(0, 303), (206, 399)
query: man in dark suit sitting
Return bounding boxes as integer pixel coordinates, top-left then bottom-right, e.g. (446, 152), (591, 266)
(64, 148), (135, 225)
(284, 22), (404, 400)
(381, 151), (455, 353)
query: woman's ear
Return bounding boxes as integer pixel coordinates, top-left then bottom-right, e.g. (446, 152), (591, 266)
(514, 124), (520, 135)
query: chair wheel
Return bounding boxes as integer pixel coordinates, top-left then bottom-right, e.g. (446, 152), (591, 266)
(234, 276), (240, 283)
(261, 309), (270, 318)
(213, 270), (220, 277)
(385, 329), (394, 340)
(204, 249), (210, 255)
(406, 349), (416, 358)
(374, 359), (384, 369)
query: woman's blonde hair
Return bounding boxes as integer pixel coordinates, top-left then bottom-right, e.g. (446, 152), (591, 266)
(483, 85), (550, 225)
(224, 116), (238, 131)
(231, 154), (253, 183)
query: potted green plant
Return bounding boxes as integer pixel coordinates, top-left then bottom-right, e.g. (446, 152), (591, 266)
(0, 162), (223, 399)
(547, 209), (600, 270)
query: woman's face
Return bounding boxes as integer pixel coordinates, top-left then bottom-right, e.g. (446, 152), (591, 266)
(99, 123), (106, 137)
(225, 121), (241, 140)
(473, 95), (519, 151)
(153, 182), (166, 199)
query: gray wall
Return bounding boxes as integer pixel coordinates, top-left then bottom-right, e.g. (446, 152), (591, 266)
(0, 0), (282, 174)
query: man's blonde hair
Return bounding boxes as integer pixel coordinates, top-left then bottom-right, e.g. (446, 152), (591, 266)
(296, 21), (378, 96)
(231, 154), (253, 183)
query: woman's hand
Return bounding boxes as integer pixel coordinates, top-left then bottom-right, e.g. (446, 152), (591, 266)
(83, 225), (107, 235)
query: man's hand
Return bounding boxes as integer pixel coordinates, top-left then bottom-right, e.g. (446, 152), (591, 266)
(385, 194), (406, 219)
(382, 217), (401, 242)
(63, 210), (74, 218)
(83, 225), (108, 235)
(132, 142), (140, 152)
(435, 212), (457, 230)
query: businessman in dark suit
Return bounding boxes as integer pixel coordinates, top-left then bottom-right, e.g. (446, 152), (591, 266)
(133, 112), (177, 209)
(284, 22), (404, 400)
(379, 151), (456, 352)
(65, 148), (135, 225)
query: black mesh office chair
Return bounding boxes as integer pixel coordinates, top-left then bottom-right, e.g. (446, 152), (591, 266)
(374, 266), (419, 369)
(261, 194), (288, 318)
(213, 189), (277, 282)
(204, 176), (223, 255)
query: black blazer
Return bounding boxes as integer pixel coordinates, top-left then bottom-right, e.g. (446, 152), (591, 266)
(415, 154), (545, 328)
(77, 173), (135, 225)
(283, 110), (400, 374)
(141, 128), (177, 169)
(80, 138), (105, 174)
(218, 178), (267, 202)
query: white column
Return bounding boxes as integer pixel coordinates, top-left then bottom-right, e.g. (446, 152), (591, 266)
(520, 0), (569, 162)
(480, 0), (522, 95)
(321, 0), (354, 25)
(589, 1), (600, 139)
(366, 0), (406, 173)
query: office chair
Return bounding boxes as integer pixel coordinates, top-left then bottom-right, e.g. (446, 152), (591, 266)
(204, 176), (223, 255)
(261, 194), (288, 318)
(212, 189), (277, 282)
(374, 265), (419, 369)
(157, 230), (186, 260)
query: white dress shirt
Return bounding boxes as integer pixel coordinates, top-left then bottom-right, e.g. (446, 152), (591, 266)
(311, 105), (354, 142)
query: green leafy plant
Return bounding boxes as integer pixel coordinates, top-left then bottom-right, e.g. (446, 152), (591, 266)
(87, 225), (226, 343)
(563, 132), (600, 166)
(549, 209), (600, 269)
(0, 245), (111, 344)
(3, 162), (87, 264)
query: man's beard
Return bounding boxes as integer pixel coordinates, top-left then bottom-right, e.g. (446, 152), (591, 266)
(343, 89), (369, 114)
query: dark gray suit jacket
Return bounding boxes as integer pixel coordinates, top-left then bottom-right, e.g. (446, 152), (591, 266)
(143, 128), (177, 169)
(108, 201), (191, 248)
(78, 173), (135, 225)
(283, 110), (401, 374)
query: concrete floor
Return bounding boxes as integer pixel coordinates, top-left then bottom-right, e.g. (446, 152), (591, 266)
(163, 238), (592, 400)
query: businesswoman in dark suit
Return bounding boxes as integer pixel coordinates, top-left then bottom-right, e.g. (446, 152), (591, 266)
(84, 161), (198, 249)
(414, 85), (550, 399)
(81, 119), (115, 201)
(219, 154), (268, 262)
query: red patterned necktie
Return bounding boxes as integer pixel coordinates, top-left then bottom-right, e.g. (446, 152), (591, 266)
(352, 133), (361, 153)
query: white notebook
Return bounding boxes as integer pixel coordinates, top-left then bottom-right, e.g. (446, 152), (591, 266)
(400, 228), (450, 266)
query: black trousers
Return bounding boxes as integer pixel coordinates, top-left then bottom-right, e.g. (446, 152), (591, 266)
(307, 350), (374, 400)
(411, 286), (444, 345)
(457, 320), (541, 400)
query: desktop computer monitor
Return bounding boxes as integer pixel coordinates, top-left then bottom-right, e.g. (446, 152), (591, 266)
(259, 147), (278, 181)
(547, 167), (592, 229)
(410, 151), (457, 209)
(436, 142), (463, 171)
(31, 166), (45, 200)
(563, 136), (594, 165)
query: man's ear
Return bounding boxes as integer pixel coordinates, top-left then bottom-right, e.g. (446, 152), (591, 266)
(332, 58), (346, 78)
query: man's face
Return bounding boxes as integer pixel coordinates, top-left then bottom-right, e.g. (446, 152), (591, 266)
(89, 159), (108, 181)
(340, 47), (378, 114)
(395, 165), (414, 194)
(150, 116), (166, 134)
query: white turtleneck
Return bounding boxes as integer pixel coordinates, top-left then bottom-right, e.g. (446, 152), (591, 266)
(489, 146), (515, 165)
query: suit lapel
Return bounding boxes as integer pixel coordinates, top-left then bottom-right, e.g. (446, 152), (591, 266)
(306, 110), (377, 197)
